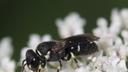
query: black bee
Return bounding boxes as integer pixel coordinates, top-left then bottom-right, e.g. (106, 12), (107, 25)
(36, 41), (66, 72)
(22, 49), (46, 72)
(35, 34), (99, 72)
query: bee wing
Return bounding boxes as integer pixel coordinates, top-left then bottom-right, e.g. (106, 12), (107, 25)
(82, 33), (100, 41)
(60, 33), (99, 42)
(49, 40), (65, 52)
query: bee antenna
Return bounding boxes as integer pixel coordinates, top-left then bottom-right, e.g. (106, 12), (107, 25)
(22, 59), (27, 72)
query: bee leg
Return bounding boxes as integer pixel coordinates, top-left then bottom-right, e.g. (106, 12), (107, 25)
(40, 62), (47, 72)
(41, 61), (46, 68)
(37, 64), (44, 72)
(70, 52), (80, 68)
(59, 60), (62, 69)
(73, 58), (80, 68)
(57, 69), (59, 72)
(22, 63), (27, 72)
(22, 59), (27, 72)
(38, 69), (41, 72)
(56, 60), (62, 72)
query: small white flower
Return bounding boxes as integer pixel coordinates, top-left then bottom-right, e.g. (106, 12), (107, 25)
(75, 66), (85, 72)
(56, 12), (86, 38)
(109, 8), (122, 36)
(0, 37), (13, 59)
(27, 34), (41, 49)
(0, 57), (16, 72)
(41, 34), (52, 42)
(122, 30), (128, 45)
(0, 37), (16, 72)
(120, 8), (128, 29)
(117, 59), (127, 72)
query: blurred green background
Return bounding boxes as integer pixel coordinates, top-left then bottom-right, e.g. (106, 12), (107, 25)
(0, 0), (128, 71)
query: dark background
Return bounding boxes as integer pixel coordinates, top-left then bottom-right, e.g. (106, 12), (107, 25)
(0, 0), (128, 71)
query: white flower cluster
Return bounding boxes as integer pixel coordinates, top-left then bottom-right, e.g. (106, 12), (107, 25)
(56, 12), (86, 38)
(90, 8), (128, 72)
(0, 37), (16, 72)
